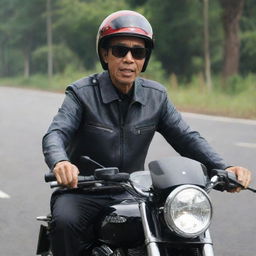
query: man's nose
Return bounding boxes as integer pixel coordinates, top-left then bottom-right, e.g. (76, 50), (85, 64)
(123, 50), (134, 62)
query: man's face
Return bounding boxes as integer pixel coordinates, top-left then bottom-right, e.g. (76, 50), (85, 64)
(102, 36), (146, 93)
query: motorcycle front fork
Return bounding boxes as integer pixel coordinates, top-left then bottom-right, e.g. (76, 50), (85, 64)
(139, 202), (215, 256)
(202, 230), (214, 256)
(139, 202), (161, 256)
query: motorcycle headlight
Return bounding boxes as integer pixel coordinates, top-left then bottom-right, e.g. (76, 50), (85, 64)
(163, 185), (212, 238)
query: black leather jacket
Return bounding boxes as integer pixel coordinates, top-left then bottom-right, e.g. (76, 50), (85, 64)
(42, 71), (227, 174)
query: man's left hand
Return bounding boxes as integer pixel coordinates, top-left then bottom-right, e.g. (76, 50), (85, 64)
(226, 166), (252, 192)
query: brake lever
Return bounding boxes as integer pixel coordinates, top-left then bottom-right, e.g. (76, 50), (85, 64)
(211, 169), (256, 193)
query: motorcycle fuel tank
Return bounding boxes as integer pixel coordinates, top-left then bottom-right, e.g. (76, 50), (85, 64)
(149, 156), (208, 190)
(98, 199), (144, 247)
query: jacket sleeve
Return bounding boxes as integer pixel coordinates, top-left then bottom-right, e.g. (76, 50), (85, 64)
(42, 86), (83, 170)
(157, 93), (228, 171)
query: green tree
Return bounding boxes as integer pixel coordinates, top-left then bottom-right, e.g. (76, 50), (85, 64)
(0, 0), (19, 76)
(0, 0), (46, 77)
(55, 0), (129, 70)
(219, 0), (245, 80)
(145, 1), (205, 79)
(46, 0), (53, 79)
(240, 0), (256, 75)
(128, 0), (223, 81)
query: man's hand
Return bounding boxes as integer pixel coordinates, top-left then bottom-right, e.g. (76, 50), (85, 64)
(226, 166), (252, 192)
(53, 161), (80, 188)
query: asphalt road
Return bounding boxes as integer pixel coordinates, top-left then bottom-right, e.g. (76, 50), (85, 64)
(0, 86), (255, 256)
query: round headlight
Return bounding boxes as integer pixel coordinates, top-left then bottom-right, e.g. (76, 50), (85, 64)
(163, 185), (212, 238)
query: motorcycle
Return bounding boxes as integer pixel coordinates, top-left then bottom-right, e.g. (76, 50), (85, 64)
(36, 156), (255, 256)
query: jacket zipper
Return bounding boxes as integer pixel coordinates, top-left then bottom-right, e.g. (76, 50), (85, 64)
(136, 125), (156, 135)
(86, 123), (114, 133)
(118, 100), (124, 170)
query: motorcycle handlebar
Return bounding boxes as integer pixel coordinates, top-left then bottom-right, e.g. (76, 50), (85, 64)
(44, 173), (56, 182)
(44, 167), (255, 193)
(44, 173), (96, 183)
(210, 169), (256, 193)
(44, 172), (130, 185)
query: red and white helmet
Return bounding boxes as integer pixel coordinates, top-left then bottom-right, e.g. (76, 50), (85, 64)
(96, 10), (154, 72)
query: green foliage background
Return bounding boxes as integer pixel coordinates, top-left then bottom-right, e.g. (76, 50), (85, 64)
(1, 0), (256, 78)
(0, 0), (255, 118)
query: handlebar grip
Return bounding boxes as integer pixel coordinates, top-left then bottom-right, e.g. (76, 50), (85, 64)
(227, 171), (238, 182)
(44, 173), (56, 182)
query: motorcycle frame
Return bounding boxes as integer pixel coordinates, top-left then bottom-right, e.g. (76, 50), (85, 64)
(39, 156), (254, 256)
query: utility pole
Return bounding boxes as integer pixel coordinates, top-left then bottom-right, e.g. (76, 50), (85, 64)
(203, 0), (212, 90)
(46, 0), (53, 79)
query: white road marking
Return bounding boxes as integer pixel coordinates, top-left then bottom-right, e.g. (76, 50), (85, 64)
(0, 190), (10, 199)
(235, 142), (256, 149)
(182, 112), (256, 125)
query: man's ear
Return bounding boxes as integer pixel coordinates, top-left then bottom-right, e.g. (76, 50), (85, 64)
(100, 48), (108, 63)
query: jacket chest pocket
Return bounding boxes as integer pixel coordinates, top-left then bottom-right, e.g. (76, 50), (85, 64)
(84, 123), (114, 134)
(135, 124), (156, 135)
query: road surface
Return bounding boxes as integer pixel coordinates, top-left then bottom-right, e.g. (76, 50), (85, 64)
(0, 86), (255, 256)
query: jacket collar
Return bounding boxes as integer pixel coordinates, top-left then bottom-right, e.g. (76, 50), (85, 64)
(98, 71), (146, 105)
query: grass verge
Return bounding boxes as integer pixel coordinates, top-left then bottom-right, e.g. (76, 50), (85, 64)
(170, 86), (256, 119)
(0, 72), (255, 119)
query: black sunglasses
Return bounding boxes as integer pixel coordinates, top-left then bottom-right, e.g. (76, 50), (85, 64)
(109, 45), (148, 60)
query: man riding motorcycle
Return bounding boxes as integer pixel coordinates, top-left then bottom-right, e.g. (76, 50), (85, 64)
(42, 10), (252, 256)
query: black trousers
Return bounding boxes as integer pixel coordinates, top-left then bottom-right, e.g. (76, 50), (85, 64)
(50, 190), (130, 256)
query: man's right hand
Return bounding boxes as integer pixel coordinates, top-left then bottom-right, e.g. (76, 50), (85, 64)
(53, 161), (80, 188)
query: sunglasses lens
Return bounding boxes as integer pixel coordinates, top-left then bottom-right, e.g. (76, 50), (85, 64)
(111, 46), (147, 59)
(111, 46), (128, 58)
(132, 48), (147, 59)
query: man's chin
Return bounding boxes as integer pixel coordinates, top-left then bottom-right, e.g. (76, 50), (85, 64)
(117, 77), (135, 86)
